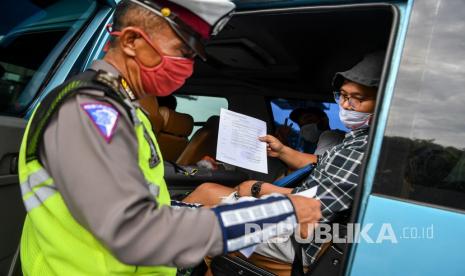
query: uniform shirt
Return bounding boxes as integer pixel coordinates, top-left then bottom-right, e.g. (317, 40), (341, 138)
(293, 127), (369, 263)
(39, 60), (298, 268)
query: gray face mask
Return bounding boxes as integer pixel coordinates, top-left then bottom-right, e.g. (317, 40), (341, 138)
(300, 123), (322, 143)
(339, 108), (373, 130)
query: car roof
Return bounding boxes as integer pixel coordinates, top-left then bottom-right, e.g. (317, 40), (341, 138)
(183, 4), (392, 101)
(233, 0), (393, 10)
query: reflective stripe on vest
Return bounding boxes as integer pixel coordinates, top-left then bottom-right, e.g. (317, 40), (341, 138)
(20, 168), (57, 212)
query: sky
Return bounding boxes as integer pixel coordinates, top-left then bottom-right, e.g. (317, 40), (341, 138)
(384, 0), (465, 150)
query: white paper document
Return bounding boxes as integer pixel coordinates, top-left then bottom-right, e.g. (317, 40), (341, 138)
(296, 185), (318, 198)
(216, 108), (268, 173)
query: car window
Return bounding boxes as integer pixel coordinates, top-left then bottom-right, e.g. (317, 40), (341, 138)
(372, 0), (465, 211)
(270, 98), (348, 151)
(0, 0), (96, 116)
(174, 95), (228, 137)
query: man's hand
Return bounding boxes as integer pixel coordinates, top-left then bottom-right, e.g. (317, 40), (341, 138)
(287, 195), (321, 239)
(235, 180), (256, 197)
(259, 135), (285, 158)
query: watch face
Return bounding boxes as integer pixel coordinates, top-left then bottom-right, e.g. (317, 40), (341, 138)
(251, 182), (262, 197)
(252, 185), (259, 193)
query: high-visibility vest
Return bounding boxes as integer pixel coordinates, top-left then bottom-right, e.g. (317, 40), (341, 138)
(18, 70), (176, 275)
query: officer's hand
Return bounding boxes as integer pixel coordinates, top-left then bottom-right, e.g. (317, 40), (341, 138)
(236, 180), (256, 197)
(287, 195), (321, 239)
(259, 135), (285, 158)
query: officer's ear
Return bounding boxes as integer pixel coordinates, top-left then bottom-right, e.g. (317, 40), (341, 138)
(118, 27), (140, 57)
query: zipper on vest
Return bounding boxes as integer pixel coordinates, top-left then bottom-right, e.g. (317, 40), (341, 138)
(142, 125), (160, 168)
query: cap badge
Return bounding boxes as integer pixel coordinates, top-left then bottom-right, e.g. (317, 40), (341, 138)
(161, 7), (171, 17)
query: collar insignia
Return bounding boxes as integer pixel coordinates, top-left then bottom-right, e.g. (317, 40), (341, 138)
(120, 78), (136, 100)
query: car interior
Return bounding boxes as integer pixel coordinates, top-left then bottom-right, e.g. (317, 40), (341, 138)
(1, 2), (395, 275)
(150, 4), (394, 193)
(142, 4), (395, 275)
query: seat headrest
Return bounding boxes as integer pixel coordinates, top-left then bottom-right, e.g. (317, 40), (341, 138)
(205, 115), (220, 128)
(138, 96), (164, 135)
(159, 106), (194, 136)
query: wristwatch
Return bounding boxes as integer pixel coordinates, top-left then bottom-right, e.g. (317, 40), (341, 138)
(251, 181), (264, 198)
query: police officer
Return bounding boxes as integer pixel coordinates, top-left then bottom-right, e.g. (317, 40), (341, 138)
(18, 0), (321, 275)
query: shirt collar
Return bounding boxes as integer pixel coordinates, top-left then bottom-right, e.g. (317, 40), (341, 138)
(89, 60), (137, 101)
(89, 60), (121, 77)
(345, 127), (369, 140)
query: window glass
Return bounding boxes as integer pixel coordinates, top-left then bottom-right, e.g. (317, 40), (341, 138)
(0, 0), (96, 115)
(174, 95), (228, 137)
(372, 0), (465, 211)
(270, 98), (348, 152)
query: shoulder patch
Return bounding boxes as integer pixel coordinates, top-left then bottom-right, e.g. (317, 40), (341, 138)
(81, 102), (120, 143)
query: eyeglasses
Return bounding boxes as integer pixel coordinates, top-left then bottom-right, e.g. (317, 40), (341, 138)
(333, 91), (371, 109)
(178, 45), (197, 60)
(108, 24), (197, 60)
(127, 0), (207, 61)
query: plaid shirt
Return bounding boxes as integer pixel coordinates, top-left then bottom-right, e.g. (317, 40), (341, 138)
(293, 127), (369, 264)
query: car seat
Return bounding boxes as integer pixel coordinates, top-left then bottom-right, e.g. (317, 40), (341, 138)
(138, 95), (165, 136)
(177, 115), (220, 166)
(157, 106), (194, 162)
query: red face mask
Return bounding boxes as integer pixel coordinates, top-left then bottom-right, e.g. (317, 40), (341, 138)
(110, 28), (194, 96)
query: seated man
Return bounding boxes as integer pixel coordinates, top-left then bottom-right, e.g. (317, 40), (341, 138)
(276, 106), (345, 155)
(184, 51), (384, 275)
